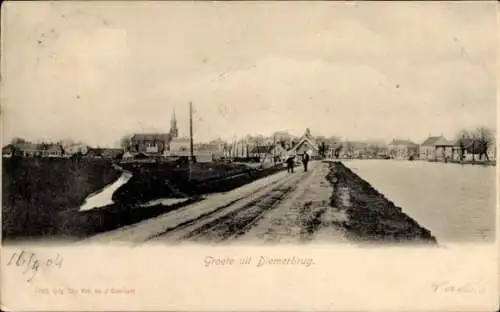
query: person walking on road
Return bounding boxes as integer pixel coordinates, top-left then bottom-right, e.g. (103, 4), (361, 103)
(302, 152), (310, 172)
(286, 155), (295, 174)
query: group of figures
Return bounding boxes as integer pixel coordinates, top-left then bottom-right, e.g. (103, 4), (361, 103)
(285, 152), (310, 173)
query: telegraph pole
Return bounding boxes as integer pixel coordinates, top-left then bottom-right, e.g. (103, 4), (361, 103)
(189, 101), (194, 161)
(273, 134), (276, 166)
(189, 102), (194, 181)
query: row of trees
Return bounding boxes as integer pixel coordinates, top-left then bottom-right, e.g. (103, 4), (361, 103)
(455, 126), (495, 161)
(10, 137), (87, 147)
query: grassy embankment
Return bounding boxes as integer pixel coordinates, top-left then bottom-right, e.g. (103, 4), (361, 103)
(2, 157), (121, 240)
(326, 161), (437, 244)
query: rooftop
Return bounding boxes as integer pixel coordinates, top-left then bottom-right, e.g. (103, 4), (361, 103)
(131, 133), (170, 141)
(421, 135), (454, 146)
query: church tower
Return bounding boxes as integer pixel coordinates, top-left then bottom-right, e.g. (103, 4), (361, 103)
(170, 108), (178, 138)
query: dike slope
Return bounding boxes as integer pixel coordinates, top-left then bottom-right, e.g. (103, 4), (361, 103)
(326, 161), (437, 244)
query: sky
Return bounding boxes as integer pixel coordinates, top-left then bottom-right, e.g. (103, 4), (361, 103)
(1, 1), (497, 147)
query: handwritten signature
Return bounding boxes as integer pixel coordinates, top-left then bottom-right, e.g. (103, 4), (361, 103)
(6, 250), (63, 282)
(431, 281), (486, 294)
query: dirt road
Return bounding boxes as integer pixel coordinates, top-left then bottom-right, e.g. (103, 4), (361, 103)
(85, 161), (349, 245)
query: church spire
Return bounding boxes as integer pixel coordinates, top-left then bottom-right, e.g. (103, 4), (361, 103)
(170, 107), (178, 138)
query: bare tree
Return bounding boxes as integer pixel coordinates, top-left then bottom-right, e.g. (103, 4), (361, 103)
(334, 145), (342, 158)
(455, 129), (472, 161)
(10, 137), (27, 145)
(120, 135), (132, 151)
(472, 127), (495, 161)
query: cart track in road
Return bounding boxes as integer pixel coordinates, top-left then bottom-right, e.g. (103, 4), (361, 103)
(143, 178), (284, 242)
(148, 168), (312, 243)
(183, 184), (297, 243)
(149, 161), (349, 245)
(234, 161), (348, 244)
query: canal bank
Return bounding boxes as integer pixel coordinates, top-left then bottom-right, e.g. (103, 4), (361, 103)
(325, 161), (437, 244)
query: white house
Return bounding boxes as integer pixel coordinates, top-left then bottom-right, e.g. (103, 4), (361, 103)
(388, 139), (419, 159)
(64, 143), (89, 156)
(288, 128), (319, 160)
(168, 137), (191, 154)
(195, 143), (225, 160)
(419, 135), (454, 160)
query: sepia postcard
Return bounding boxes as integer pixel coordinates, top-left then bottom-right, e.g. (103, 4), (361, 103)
(1, 1), (498, 311)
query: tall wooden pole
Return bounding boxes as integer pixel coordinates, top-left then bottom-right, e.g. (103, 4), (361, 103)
(189, 102), (194, 161)
(273, 134), (276, 166)
(188, 102), (194, 181)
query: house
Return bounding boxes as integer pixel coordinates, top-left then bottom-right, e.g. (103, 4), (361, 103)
(63, 143), (89, 156)
(420, 135), (454, 161)
(195, 143), (225, 159)
(7, 143), (64, 158)
(419, 136), (440, 160)
(208, 139), (227, 149)
(249, 144), (287, 161)
(2, 145), (14, 158)
(101, 148), (124, 159)
(288, 128), (320, 160)
(165, 140), (227, 161)
(83, 147), (123, 159)
(85, 147), (104, 158)
(129, 133), (171, 154)
(168, 137), (191, 154)
(197, 146), (223, 163)
(45, 144), (64, 157)
(340, 141), (370, 158)
(388, 139), (419, 159)
(11, 143), (40, 157)
(128, 109), (179, 155)
(163, 142), (223, 163)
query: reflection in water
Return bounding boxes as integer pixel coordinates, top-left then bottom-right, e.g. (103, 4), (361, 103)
(140, 198), (189, 207)
(343, 160), (496, 243)
(79, 173), (133, 211)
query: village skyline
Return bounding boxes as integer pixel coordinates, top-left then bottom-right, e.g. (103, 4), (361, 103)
(4, 123), (495, 150)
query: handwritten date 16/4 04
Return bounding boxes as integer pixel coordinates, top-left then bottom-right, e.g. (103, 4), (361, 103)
(6, 250), (63, 282)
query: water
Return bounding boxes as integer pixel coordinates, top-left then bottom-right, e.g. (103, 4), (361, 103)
(343, 160), (496, 244)
(79, 173), (133, 211)
(140, 198), (189, 208)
